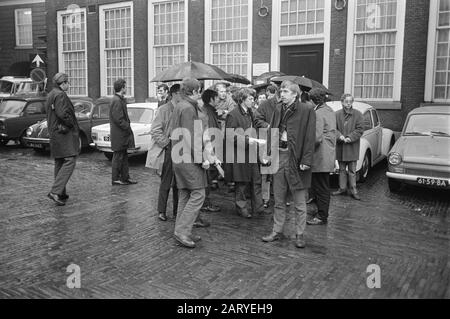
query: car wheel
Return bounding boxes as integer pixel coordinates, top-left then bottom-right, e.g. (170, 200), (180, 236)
(388, 178), (402, 192)
(357, 152), (370, 183)
(104, 152), (113, 161)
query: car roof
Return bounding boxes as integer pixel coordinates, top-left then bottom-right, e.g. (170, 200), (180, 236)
(408, 105), (450, 115)
(127, 102), (158, 110)
(326, 101), (372, 114)
(0, 76), (33, 83)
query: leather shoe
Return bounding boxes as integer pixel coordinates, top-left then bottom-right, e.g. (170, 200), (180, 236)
(237, 209), (252, 219)
(60, 194), (69, 201)
(112, 180), (128, 186)
(332, 189), (347, 196)
(307, 217), (327, 226)
(262, 232), (281, 242)
(193, 218), (210, 228)
(125, 179), (138, 185)
(201, 204), (221, 212)
(158, 212), (167, 221)
(47, 193), (65, 206)
(174, 234), (195, 248)
(351, 193), (361, 200)
(190, 234), (202, 242)
(295, 234), (306, 248)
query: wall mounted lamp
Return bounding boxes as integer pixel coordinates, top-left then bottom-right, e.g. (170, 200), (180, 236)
(258, 0), (269, 17)
(335, 0), (347, 11)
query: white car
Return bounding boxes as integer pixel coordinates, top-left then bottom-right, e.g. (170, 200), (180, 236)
(327, 101), (396, 182)
(90, 102), (158, 160)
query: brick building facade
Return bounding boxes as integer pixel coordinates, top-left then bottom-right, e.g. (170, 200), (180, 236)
(1, 0), (446, 131)
(0, 0), (46, 77)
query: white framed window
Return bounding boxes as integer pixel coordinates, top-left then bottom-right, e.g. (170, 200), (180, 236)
(426, 0), (450, 102)
(57, 7), (88, 96)
(99, 2), (134, 97)
(15, 8), (33, 47)
(271, 0), (331, 86)
(148, 0), (188, 97)
(205, 0), (253, 80)
(345, 0), (406, 102)
(280, 0), (325, 38)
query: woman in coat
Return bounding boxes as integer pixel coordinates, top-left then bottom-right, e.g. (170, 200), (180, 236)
(224, 88), (264, 218)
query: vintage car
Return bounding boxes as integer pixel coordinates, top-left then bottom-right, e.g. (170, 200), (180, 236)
(387, 105), (450, 191)
(90, 102), (158, 160)
(327, 101), (396, 182)
(0, 95), (48, 146)
(23, 97), (112, 152)
(0, 76), (45, 98)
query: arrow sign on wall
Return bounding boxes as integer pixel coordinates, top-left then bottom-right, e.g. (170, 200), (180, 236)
(32, 54), (44, 68)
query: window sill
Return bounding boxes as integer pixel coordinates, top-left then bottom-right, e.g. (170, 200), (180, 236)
(15, 46), (33, 50)
(362, 101), (402, 110)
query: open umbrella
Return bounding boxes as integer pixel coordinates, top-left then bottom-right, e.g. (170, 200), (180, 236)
(271, 75), (333, 95)
(227, 73), (251, 85)
(151, 61), (232, 82)
(254, 71), (286, 85)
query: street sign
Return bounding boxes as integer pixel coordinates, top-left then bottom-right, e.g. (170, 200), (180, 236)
(30, 68), (47, 83)
(32, 54), (45, 68)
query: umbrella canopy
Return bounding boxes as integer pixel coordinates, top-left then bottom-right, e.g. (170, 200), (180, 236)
(228, 73), (251, 85)
(271, 75), (332, 95)
(254, 71), (286, 85)
(151, 61), (232, 82)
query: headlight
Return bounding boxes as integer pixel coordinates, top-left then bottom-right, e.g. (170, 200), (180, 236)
(389, 152), (402, 165)
(26, 127), (33, 136)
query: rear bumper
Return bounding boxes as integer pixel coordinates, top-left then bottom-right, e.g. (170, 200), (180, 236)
(90, 143), (143, 154)
(22, 137), (49, 147)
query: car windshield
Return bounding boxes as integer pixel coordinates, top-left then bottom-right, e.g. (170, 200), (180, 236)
(404, 114), (450, 137)
(127, 107), (154, 124)
(73, 102), (92, 120)
(0, 80), (13, 94)
(0, 100), (26, 115)
(16, 82), (39, 94)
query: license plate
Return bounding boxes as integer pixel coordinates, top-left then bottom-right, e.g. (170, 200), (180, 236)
(417, 178), (449, 187)
(29, 143), (44, 149)
(103, 135), (110, 142)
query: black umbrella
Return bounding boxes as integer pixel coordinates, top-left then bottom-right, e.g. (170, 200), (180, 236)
(254, 71), (286, 85)
(151, 61), (232, 82)
(227, 73), (251, 85)
(271, 75), (333, 95)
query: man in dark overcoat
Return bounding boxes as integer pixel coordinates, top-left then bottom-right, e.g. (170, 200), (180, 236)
(333, 93), (364, 200)
(109, 78), (137, 185)
(261, 80), (316, 248)
(46, 73), (80, 206)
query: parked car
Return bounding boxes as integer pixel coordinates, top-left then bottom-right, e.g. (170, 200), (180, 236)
(0, 95), (48, 146)
(387, 106), (450, 191)
(90, 102), (158, 160)
(0, 76), (45, 98)
(327, 101), (396, 182)
(23, 97), (112, 152)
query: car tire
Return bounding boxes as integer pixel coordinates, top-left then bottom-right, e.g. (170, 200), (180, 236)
(388, 178), (402, 192)
(357, 151), (371, 183)
(104, 152), (113, 161)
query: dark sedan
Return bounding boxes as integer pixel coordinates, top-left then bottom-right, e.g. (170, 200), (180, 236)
(23, 97), (111, 152)
(0, 95), (48, 146)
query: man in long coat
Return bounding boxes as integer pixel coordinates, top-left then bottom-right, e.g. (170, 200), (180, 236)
(151, 84), (181, 221)
(307, 88), (337, 225)
(46, 72), (80, 206)
(170, 78), (211, 249)
(333, 94), (364, 200)
(261, 80), (316, 249)
(110, 78), (137, 185)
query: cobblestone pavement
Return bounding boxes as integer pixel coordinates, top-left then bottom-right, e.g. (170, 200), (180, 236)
(0, 144), (449, 299)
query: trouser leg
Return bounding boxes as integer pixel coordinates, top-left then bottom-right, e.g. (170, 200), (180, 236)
(121, 151), (130, 181)
(348, 161), (357, 194)
(338, 161), (348, 190)
(235, 182), (249, 213)
(292, 189), (307, 236)
(272, 160), (289, 234)
(112, 151), (123, 182)
(251, 164), (263, 213)
(261, 174), (270, 201)
(172, 185), (179, 216)
(51, 156), (76, 195)
(174, 188), (205, 237)
(157, 149), (174, 213)
(313, 172), (330, 221)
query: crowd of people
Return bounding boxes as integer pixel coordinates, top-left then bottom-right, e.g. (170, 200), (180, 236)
(45, 72), (364, 250)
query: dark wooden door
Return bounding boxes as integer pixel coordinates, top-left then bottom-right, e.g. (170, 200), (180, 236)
(280, 44), (324, 82)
